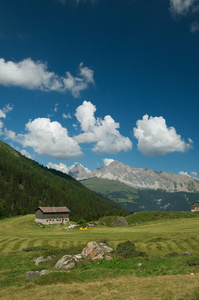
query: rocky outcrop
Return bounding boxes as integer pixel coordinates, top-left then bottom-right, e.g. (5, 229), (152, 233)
(81, 241), (113, 261)
(27, 242), (113, 280)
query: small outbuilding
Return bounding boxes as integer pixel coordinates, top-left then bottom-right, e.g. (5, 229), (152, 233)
(191, 201), (199, 212)
(35, 206), (71, 225)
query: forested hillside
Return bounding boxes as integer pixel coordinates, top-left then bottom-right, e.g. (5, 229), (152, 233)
(0, 141), (126, 220)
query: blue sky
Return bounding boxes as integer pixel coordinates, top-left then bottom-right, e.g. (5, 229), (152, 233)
(0, 0), (199, 178)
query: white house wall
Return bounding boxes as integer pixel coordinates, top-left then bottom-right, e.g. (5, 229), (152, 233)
(35, 217), (69, 225)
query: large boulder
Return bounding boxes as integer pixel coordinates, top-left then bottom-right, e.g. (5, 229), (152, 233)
(54, 254), (83, 270)
(54, 255), (74, 270)
(81, 241), (113, 261)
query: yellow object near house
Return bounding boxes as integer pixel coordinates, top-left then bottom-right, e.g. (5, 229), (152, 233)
(80, 227), (88, 230)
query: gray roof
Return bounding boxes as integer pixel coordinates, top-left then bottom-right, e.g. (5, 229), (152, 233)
(37, 207), (70, 213)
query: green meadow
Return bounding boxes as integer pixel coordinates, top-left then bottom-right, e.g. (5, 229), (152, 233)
(0, 213), (199, 299)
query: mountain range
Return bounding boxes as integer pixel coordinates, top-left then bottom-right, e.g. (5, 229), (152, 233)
(1, 137), (198, 217)
(68, 161), (199, 212)
(68, 160), (199, 193)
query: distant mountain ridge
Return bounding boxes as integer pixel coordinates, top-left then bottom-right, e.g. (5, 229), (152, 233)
(68, 160), (199, 193)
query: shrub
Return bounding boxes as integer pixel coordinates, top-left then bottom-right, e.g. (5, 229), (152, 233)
(22, 246), (50, 252)
(77, 219), (87, 226)
(115, 241), (147, 258)
(98, 216), (117, 226)
(187, 257), (199, 266)
(164, 252), (179, 258)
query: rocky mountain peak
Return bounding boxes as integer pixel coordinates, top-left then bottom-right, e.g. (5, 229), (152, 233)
(68, 163), (91, 180)
(69, 160), (199, 193)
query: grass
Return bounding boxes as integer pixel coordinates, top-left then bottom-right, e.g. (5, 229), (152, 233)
(1, 213), (199, 299)
(1, 274), (199, 299)
(81, 177), (139, 203)
(125, 211), (199, 224)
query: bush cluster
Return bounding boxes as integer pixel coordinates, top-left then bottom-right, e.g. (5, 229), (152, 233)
(116, 241), (147, 258)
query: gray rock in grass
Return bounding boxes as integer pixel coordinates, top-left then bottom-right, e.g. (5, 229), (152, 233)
(182, 252), (191, 256)
(26, 271), (40, 280)
(35, 256), (55, 266)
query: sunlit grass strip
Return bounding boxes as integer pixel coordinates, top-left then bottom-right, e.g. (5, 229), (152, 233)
(11, 239), (28, 252)
(1, 274), (199, 300)
(0, 238), (19, 254)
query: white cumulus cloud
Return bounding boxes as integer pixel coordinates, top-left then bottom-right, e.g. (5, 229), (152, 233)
(47, 162), (69, 174)
(178, 171), (191, 176)
(2, 101), (132, 160)
(3, 104), (14, 114)
(0, 104), (13, 135)
(20, 149), (33, 159)
(170, 0), (199, 15)
(4, 128), (17, 140)
(6, 118), (83, 160)
(103, 158), (115, 166)
(0, 120), (4, 135)
(133, 114), (193, 156)
(191, 171), (198, 177)
(63, 113), (72, 119)
(74, 101), (132, 154)
(0, 104), (13, 119)
(0, 110), (6, 119)
(0, 58), (94, 97)
(178, 170), (198, 178)
(47, 161), (90, 174)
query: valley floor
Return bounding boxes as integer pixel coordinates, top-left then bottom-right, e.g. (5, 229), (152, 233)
(0, 214), (199, 299)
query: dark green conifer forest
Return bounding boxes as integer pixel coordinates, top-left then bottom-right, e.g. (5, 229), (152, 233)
(0, 140), (126, 220)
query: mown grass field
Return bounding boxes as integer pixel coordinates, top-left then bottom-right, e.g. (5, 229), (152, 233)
(0, 213), (199, 299)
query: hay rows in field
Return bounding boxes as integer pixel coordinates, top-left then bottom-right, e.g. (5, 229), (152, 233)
(0, 236), (81, 254)
(0, 237), (65, 254)
(137, 237), (199, 256)
(1, 235), (199, 256)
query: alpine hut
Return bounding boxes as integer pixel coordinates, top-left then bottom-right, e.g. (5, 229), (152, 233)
(191, 201), (199, 212)
(35, 206), (70, 225)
